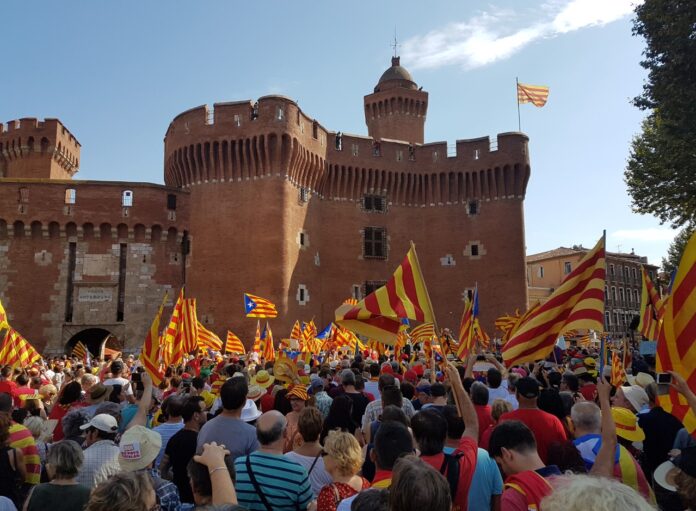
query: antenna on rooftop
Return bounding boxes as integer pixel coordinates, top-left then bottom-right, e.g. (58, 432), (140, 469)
(391, 26), (400, 57)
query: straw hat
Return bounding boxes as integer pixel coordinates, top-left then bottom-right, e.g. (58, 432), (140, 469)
(611, 406), (645, 442)
(119, 425), (162, 472)
(250, 369), (275, 389)
(247, 384), (265, 401)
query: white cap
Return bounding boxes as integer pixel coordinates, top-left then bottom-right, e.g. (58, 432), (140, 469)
(79, 413), (118, 433)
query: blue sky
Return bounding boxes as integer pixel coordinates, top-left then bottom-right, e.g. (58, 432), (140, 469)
(2, 0), (675, 266)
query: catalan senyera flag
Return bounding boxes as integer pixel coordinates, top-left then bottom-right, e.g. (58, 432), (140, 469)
(517, 82), (550, 108)
(196, 322), (223, 352)
(611, 350), (625, 386)
(244, 293), (278, 318)
(180, 298), (199, 354)
(139, 293), (168, 385)
(0, 328), (41, 368)
(0, 298), (8, 330)
(251, 321), (262, 353)
(225, 331), (246, 354)
(474, 319), (491, 350)
(162, 288), (184, 366)
(502, 236), (605, 367)
(410, 322), (436, 344)
(72, 341), (89, 362)
(302, 321), (317, 345)
(657, 229), (696, 432)
(495, 311), (519, 343)
(290, 321), (302, 341)
(638, 267), (664, 341)
(335, 242), (435, 345)
(457, 292), (476, 359)
(261, 322), (275, 361)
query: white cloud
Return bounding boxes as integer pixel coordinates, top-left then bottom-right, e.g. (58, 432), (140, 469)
(402, 0), (640, 70)
(611, 228), (677, 242)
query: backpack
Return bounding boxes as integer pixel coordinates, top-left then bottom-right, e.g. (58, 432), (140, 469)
(439, 452), (464, 499)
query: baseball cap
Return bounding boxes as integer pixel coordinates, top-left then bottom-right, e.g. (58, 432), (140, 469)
(516, 377), (541, 399)
(416, 382), (432, 395)
(79, 413), (118, 433)
(119, 425), (162, 472)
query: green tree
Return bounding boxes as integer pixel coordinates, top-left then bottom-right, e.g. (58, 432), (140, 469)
(662, 225), (694, 276)
(625, 0), (696, 228)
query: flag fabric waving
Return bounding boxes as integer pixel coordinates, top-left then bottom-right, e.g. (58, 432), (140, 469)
(0, 328), (41, 368)
(638, 267), (664, 341)
(196, 322), (223, 352)
(225, 331), (246, 354)
(410, 322), (435, 344)
(139, 294), (168, 385)
(0, 298), (8, 330)
(517, 82), (550, 107)
(502, 236), (605, 367)
(657, 230), (696, 432)
(457, 291), (477, 359)
(290, 321), (302, 341)
(180, 298), (199, 354)
(611, 350), (625, 386)
(72, 341), (88, 360)
(252, 321), (262, 353)
(335, 243), (435, 345)
(261, 322), (275, 361)
(244, 293), (278, 318)
(162, 289), (184, 366)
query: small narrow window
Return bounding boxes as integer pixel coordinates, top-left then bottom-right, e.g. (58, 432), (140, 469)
(122, 190), (133, 207)
(276, 107), (285, 120)
(364, 280), (387, 296)
(352, 144), (359, 156)
(396, 150), (403, 161)
(537, 266), (544, 278)
(167, 193), (177, 211)
(299, 187), (309, 203)
(432, 151), (439, 162)
(611, 286), (617, 301)
(610, 264), (615, 276)
(468, 200), (479, 215)
(65, 189), (76, 205)
(564, 262), (572, 275)
(363, 194), (386, 213)
(352, 285), (361, 300)
(470, 244), (479, 257)
(473, 149), (480, 160)
(312, 122), (318, 139)
(373, 141), (381, 157)
(18, 187), (29, 204)
(234, 114), (241, 127)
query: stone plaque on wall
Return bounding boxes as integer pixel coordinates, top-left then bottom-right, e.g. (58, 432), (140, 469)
(77, 287), (113, 303)
(82, 254), (117, 276)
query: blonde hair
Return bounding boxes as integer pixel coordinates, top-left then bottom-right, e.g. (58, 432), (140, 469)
(491, 398), (513, 421)
(86, 472), (153, 511)
(540, 475), (654, 511)
(324, 430), (363, 476)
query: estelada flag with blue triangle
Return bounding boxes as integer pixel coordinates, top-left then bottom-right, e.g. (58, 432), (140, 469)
(244, 293), (278, 318)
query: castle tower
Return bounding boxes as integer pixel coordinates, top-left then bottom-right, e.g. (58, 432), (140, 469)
(364, 57), (428, 144)
(0, 118), (80, 180)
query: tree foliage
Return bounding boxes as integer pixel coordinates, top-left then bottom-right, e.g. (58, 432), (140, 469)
(625, 0), (696, 228)
(662, 225), (694, 276)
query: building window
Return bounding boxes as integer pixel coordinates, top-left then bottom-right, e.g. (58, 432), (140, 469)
(167, 193), (177, 210)
(299, 187), (309, 203)
(276, 107), (285, 121)
(473, 149), (480, 160)
(632, 267), (638, 281)
(614, 311), (620, 328)
(605, 311), (611, 329)
(234, 114), (241, 127)
(396, 150), (403, 161)
(297, 229), (309, 248)
(312, 122), (318, 139)
(564, 261), (572, 275)
(363, 227), (387, 259)
(65, 188), (76, 205)
(352, 285), (362, 300)
(296, 284), (309, 305)
(604, 285), (608, 300)
(373, 141), (381, 157)
(468, 200), (479, 215)
(635, 289), (640, 304)
(611, 286), (617, 301)
(363, 194), (386, 213)
(352, 144), (359, 156)
(470, 244), (479, 257)
(648, 270), (654, 281)
(609, 264), (615, 276)
(364, 280), (386, 296)
(619, 287), (625, 303)
(537, 266), (544, 278)
(432, 151), (439, 162)
(18, 187), (29, 203)
(122, 190), (133, 207)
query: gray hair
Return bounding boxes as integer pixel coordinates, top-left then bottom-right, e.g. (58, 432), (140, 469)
(48, 439), (84, 478)
(61, 408), (91, 439)
(341, 369), (356, 386)
(570, 401), (601, 433)
(540, 474), (655, 511)
(257, 414), (287, 446)
(81, 373), (98, 387)
(94, 401), (121, 420)
(470, 381), (489, 406)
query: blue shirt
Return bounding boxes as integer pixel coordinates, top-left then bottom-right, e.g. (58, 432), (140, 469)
(443, 446), (502, 510)
(235, 451), (313, 511)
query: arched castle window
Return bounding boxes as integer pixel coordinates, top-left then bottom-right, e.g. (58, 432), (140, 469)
(122, 190), (133, 207)
(65, 188), (76, 204)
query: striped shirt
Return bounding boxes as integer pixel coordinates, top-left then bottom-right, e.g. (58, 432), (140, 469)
(235, 451), (313, 511)
(9, 422), (40, 484)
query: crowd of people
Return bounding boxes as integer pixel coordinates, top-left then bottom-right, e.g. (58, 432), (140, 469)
(1, 342), (696, 511)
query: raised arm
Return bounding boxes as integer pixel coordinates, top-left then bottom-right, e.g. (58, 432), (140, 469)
(446, 362), (479, 442)
(193, 442), (238, 505)
(127, 372), (153, 430)
(670, 371), (696, 415)
(590, 376), (616, 477)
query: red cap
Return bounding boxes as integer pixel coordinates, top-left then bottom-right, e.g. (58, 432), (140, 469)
(404, 370), (418, 383)
(381, 364), (394, 374)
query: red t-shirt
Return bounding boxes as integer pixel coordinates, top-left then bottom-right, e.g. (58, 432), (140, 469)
(474, 405), (495, 443)
(499, 408), (567, 464)
(580, 383), (597, 401)
(421, 436), (478, 511)
(260, 388), (275, 412)
(0, 380), (17, 398)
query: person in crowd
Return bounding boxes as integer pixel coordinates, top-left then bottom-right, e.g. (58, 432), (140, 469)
(540, 474), (655, 511)
(61, 408), (91, 445)
(85, 471), (157, 511)
(285, 407), (332, 498)
(234, 410), (313, 510)
(340, 370), (371, 429)
(363, 365), (380, 400)
(48, 381), (85, 441)
(102, 360), (135, 404)
(12, 374), (37, 407)
(364, 386), (403, 445)
(577, 370), (598, 402)
(273, 388), (292, 416)
(24, 440), (91, 511)
(285, 385), (310, 452)
(0, 393), (40, 486)
(361, 374), (415, 435)
(470, 382), (494, 442)
(442, 405), (502, 511)
(498, 377), (568, 463)
(251, 369), (276, 413)
(480, 398), (513, 451)
(388, 456), (451, 511)
(317, 430), (370, 511)
(153, 395), (185, 468)
(21, 416), (48, 476)
(38, 384), (58, 414)
(160, 396), (207, 504)
(488, 420), (561, 511)
(350, 489), (389, 511)
(421, 383), (447, 412)
(75, 413), (120, 487)
(197, 377), (259, 459)
(321, 395), (358, 444)
(486, 358), (518, 410)
(412, 382), (431, 411)
(0, 412), (26, 505)
(81, 384), (112, 418)
(80, 374), (98, 395)
(118, 425), (182, 511)
(185, 452), (240, 510)
(612, 384), (649, 414)
(309, 378), (333, 419)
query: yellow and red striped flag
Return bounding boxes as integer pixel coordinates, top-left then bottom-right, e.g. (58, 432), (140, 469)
(139, 293), (167, 385)
(180, 298), (199, 354)
(196, 322), (223, 352)
(611, 350), (625, 386)
(335, 242), (435, 345)
(72, 341), (88, 360)
(162, 288), (184, 366)
(301, 321), (317, 347)
(290, 321), (302, 341)
(261, 322), (275, 361)
(474, 319), (491, 350)
(225, 331), (246, 354)
(657, 230), (696, 432)
(0, 328), (41, 368)
(410, 322), (436, 344)
(638, 267), (664, 341)
(0, 298), (9, 330)
(244, 293), (278, 318)
(457, 295), (475, 359)
(502, 236), (605, 367)
(517, 82), (550, 107)
(495, 311), (519, 343)
(251, 321), (262, 353)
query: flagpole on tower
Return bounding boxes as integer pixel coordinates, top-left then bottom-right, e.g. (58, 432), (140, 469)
(516, 77), (521, 132)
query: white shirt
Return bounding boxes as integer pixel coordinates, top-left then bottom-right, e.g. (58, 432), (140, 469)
(487, 381), (518, 410)
(103, 376), (133, 396)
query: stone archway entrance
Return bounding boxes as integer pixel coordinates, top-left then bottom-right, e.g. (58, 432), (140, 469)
(65, 328), (113, 357)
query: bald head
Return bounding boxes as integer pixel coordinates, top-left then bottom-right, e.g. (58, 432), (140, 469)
(256, 410), (287, 446)
(570, 401), (601, 435)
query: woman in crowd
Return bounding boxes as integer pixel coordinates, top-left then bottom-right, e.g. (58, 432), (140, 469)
(480, 398), (513, 450)
(320, 395), (356, 444)
(0, 413), (25, 505)
(285, 407), (332, 497)
(22, 415), (49, 476)
(389, 456), (451, 511)
(24, 440), (91, 511)
(541, 474), (655, 511)
(285, 385), (310, 452)
(49, 381), (85, 441)
(317, 430), (370, 511)
(85, 472), (156, 511)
